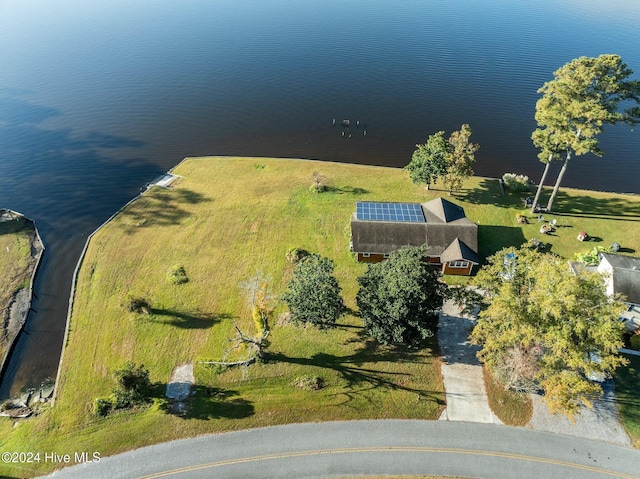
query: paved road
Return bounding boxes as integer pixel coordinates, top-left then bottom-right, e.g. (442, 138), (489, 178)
(43, 421), (640, 479)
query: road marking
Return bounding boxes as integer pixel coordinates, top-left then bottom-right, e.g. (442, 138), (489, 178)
(136, 446), (639, 479)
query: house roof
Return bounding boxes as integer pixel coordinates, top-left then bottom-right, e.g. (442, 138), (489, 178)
(600, 253), (640, 271)
(422, 197), (468, 224)
(612, 268), (640, 304)
(440, 238), (479, 264)
(350, 197), (478, 256)
(600, 253), (640, 304)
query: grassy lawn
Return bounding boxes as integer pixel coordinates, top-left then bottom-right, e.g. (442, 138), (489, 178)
(482, 367), (532, 426)
(0, 214), (37, 362)
(2, 157), (640, 477)
(615, 353), (640, 448)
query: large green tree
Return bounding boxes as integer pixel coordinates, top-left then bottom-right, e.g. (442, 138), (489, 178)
(282, 254), (345, 329)
(405, 130), (450, 190)
(405, 124), (478, 192)
(466, 246), (627, 417)
(532, 54), (640, 212)
(356, 246), (446, 346)
(443, 124), (479, 192)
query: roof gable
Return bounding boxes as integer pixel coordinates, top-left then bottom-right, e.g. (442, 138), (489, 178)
(440, 238), (479, 264)
(422, 197), (467, 223)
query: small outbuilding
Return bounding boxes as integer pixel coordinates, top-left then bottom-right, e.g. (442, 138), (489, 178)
(598, 252), (640, 332)
(350, 197), (479, 275)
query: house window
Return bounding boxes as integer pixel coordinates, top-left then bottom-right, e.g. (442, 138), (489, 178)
(449, 261), (469, 268)
(383, 253), (390, 258)
(362, 253), (371, 258)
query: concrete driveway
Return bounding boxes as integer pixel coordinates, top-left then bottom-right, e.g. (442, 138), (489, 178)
(438, 300), (501, 424)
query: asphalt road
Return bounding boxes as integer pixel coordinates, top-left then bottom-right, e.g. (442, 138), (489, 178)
(42, 421), (640, 479)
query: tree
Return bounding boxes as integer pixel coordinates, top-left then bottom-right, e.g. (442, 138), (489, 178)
(529, 126), (564, 213)
(405, 131), (450, 190)
(200, 272), (275, 372)
(356, 246), (446, 346)
(443, 124), (479, 192)
(113, 362), (153, 409)
(406, 125), (478, 192)
(532, 54), (640, 212)
(282, 254), (345, 329)
(465, 246), (627, 417)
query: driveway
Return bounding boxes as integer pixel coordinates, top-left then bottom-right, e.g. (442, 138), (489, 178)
(528, 379), (631, 446)
(437, 300), (501, 423)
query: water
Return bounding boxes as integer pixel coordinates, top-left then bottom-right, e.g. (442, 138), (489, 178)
(1, 0), (639, 398)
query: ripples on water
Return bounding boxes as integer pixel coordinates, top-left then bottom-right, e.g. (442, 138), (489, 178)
(0, 0), (639, 396)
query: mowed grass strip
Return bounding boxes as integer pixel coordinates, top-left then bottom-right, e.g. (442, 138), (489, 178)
(615, 353), (640, 448)
(482, 367), (532, 426)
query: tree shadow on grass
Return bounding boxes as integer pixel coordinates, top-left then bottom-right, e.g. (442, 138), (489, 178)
(268, 338), (444, 406)
(158, 386), (254, 420)
(551, 191), (640, 221)
(120, 187), (211, 233)
(147, 309), (229, 329)
(477, 225), (527, 261)
(324, 185), (370, 195)
(458, 179), (527, 209)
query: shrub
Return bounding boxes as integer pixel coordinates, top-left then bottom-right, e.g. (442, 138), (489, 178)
(310, 172), (327, 193)
(285, 247), (309, 264)
(630, 334), (640, 351)
(124, 295), (152, 314)
(94, 398), (112, 416)
(113, 362), (153, 409)
(502, 173), (530, 192)
(292, 375), (325, 391)
(573, 246), (610, 266)
(167, 265), (188, 285)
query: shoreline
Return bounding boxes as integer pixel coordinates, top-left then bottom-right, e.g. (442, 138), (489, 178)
(0, 210), (45, 398)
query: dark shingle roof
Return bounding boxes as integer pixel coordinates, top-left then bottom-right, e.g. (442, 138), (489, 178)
(440, 238), (479, 264)
(422, 197), (467, 223)
(350, 197), (478, 256)
(600, 253), (640, 271)
(612, 268), (640, 304)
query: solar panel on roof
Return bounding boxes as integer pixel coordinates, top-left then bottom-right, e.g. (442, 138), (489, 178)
(355, 202), (425, 222)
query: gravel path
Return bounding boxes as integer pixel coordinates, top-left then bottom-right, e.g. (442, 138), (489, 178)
(527, 379), (631, 446)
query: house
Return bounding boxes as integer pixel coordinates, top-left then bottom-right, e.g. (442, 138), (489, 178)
(350, 197), (479, 275)
(598, 252), (640, 332)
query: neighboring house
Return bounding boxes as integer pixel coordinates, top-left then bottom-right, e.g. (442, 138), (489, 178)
(350, 197), (479, 275)
(598, 252), (640, 332)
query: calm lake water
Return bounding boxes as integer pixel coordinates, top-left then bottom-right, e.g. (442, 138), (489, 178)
(1, 0), (639, 397)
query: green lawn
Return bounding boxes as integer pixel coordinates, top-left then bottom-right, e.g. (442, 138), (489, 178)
(482, 367), (532, 426)
(2, 157), (640, 477)
(615, 353), (640, 448)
